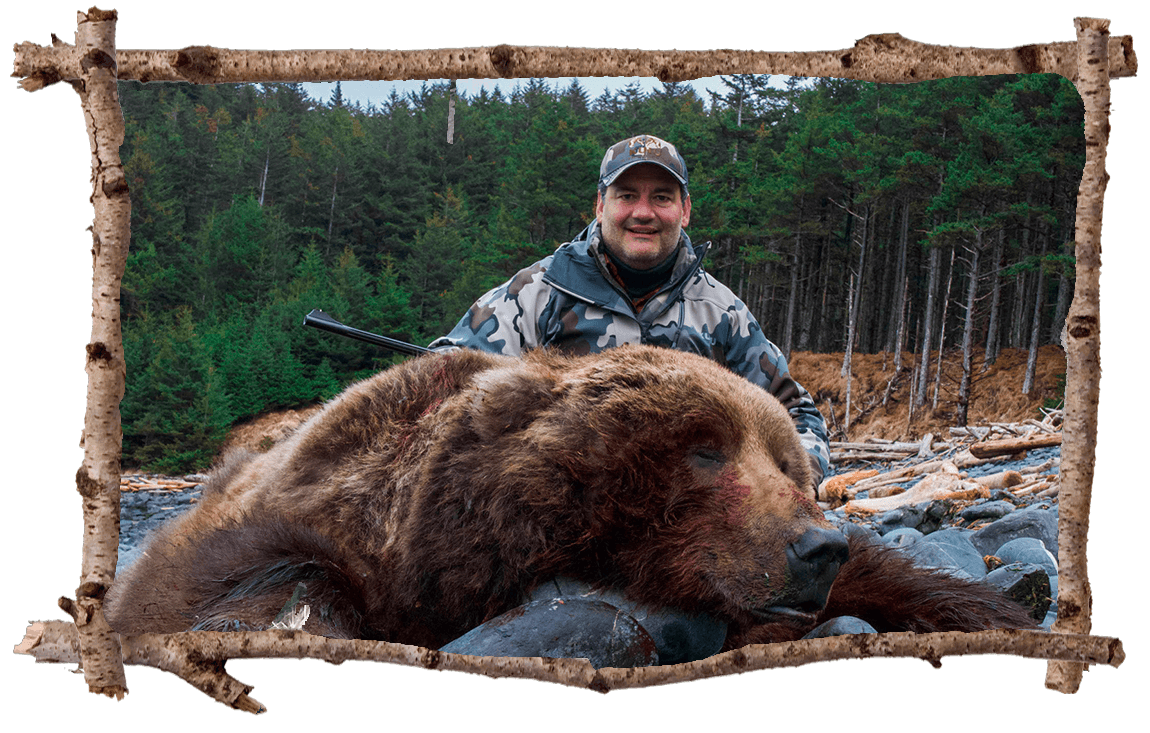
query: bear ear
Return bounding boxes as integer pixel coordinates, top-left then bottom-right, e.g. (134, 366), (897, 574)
(466, 362), (562, 440)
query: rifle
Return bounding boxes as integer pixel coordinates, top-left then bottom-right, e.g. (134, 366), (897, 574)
(302, 309), (431, 357)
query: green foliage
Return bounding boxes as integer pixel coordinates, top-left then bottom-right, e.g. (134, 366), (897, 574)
(122, 310), (233, 473)
(1043, 372), (1067, 412)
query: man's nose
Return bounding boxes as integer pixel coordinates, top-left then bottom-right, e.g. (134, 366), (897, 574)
(630, 195), (656, 219)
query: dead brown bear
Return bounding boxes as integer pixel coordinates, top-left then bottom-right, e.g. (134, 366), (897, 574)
(105, 345), (1034, 658)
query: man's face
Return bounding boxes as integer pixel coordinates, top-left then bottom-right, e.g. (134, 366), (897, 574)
(596, 164), (692, 270)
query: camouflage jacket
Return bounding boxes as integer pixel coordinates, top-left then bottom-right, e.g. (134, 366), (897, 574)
(430, 224), (831, 483)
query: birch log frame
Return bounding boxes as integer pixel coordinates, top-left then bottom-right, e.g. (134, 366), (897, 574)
(8, 7), (1133, 712)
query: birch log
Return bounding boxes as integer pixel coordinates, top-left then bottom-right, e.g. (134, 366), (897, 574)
(64, 7), (130, 699)
(1045, 17), (1110, 695)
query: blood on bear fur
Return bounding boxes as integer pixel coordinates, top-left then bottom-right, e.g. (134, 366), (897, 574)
(105, 344), (1034, 655)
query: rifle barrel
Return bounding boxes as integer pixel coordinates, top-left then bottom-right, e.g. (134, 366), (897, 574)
(303, 309), (430, 357)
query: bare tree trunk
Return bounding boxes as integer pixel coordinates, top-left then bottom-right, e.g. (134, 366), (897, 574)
(813, 237), (833, 351)
(981, 227), (1005, 372)
(447, 78), (457, 144)
(1011, 200), (1033, 348)
(798, 242), (819, 351)
(1022, 250), (1046, 395)
(883, 275), (909, 408)
(782, 230), (800, 359)
(957, 224), (983, 426)
(735, 244), (745, 301)
(759, 255), (773, 325)
(837, 198), (866, 378)
(258, 150), (269, 207)
(915, 245), (942, 410)
(326, 164), (339, 250)
(889, 199), (910, 370)
(1049, 216), (1074, 344)
(1010, 272), (1026, 347)
(932, 246), (956, 411)
(843, 273), (854, 437)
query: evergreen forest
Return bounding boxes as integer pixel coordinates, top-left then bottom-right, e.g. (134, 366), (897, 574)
(117, 74), (1085, 472)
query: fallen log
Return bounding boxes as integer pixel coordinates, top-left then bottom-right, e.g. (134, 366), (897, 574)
(845, 468), (968, 514)
(969, 434), (1063, 459)
(971, 470), (1025, 490)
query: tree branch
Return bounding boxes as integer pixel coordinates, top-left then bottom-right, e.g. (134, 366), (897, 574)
(17, 621), (1124, 713)
(12, 33), (1137, 90)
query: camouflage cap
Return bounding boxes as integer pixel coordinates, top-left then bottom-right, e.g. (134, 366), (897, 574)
(599, 135), (689, 193)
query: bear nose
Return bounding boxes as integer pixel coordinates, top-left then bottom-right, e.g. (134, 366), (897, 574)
(783, 527), (850, 612)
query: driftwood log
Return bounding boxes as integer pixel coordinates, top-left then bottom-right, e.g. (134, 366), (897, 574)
(969, 434), (1064, 459)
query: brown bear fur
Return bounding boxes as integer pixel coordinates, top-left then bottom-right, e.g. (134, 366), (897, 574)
(105, 345), (1034, 651)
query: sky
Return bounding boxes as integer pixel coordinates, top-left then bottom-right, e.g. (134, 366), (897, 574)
(300, 75), (789, 109)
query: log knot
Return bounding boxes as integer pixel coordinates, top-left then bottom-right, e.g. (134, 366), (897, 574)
(1068, 314), (1099, 340)
(86, 341), (114, 363)
(77, 580), (109, 602)
(173, 46), (222, 84)
(101, 168), (130, 198)
(81, 48), (117, 74)
(655, 62), (691, 84)
(1015, 45), (1043, 74)
(75, 466), (103, 498)
(489, 44), (519, 77)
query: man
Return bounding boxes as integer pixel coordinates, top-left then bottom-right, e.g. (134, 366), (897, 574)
(432, 134), (830, 484)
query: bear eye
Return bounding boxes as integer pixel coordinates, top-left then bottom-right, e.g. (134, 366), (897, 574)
(690, 448), (727, 470)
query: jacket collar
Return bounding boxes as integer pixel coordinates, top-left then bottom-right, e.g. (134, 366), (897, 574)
(544, 222), (710, 314)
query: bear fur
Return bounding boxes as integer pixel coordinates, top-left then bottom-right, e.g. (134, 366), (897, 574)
(105, 345), (1034, 653)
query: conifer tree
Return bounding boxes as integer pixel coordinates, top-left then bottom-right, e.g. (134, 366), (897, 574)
(122, 310), (233, 472)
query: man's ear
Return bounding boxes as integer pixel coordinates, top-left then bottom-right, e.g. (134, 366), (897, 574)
(681, 192), (691, 228)
(595, 189), (604, 221)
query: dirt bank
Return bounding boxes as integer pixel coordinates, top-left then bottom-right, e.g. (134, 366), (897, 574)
(789, 345), (1065, 442)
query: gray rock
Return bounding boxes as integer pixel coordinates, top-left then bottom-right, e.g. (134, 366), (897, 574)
(439, 598), (659, 669)
(901, 528), (986, 579)
(971, 507), (1058, 557)
(802, 616), (877, 638)
(840, 522), (881, 544)
(959, 500), (1015, 522)
(985, 562), (1052, 621)
(883, 527), (923, 547)
(995, 537), (1058, 577)
(877, 505), (925, 533)
(527, 578), (727, 665)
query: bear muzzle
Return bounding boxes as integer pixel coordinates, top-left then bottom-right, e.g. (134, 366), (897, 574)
(757, 526), (850, 621)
